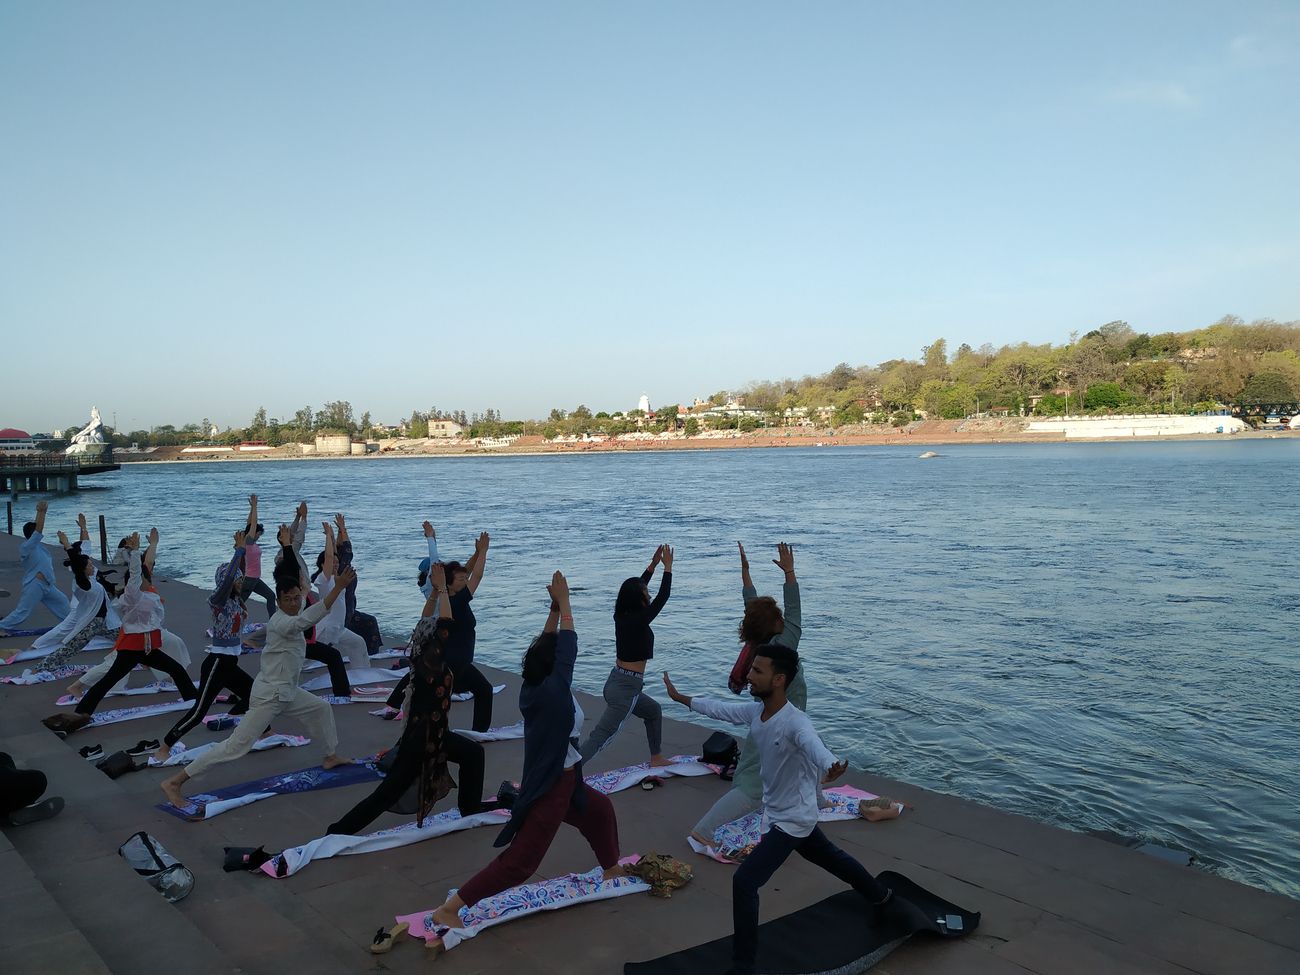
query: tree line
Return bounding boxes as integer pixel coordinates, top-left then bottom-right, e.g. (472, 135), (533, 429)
(90, 315), (1300, 446)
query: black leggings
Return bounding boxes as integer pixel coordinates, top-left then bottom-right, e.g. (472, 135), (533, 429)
(0, 752), (47, 816)
(306, 642), (352, 697)
(453, 662), (494, 733)
(327, 730), (486, 834)
(162, 654), (254, 747)
(75, 649), (197, 716)
(347, 611), (384, 653)
(244, 578), (276, 617)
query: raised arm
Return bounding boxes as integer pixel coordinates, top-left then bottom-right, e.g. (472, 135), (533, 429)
(663, 672), (758, 725)
(423, 521), (441, 565)
(547, 570), (577, 687)
(321, 522), (336, 579)
(33, 500), (49, 536)
(466, 532), (489, 593)
(334, 512), (349, 546)
(77, 512), (90, 546)
(634, 545), (673, 625)
(420, 563), (452, 620)
(290, 501), (307, 553)
(738, 542), (755, 600)
(143, 527), (160, 574)
(640, 544), (664, 583)
(211, 531), (246, 607)
(774, 542), (801, 646)
(122, 534), (144, 600)
(246, 494), (259, 537)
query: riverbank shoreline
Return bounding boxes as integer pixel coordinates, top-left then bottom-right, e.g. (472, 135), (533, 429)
(111, 424), (1299, 466)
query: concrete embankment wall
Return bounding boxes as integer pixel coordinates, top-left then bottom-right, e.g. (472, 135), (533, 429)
(1026, 415), (1248, 439)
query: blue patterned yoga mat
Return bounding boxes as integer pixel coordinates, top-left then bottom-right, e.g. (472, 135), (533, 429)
(0, 625), (54, 638)
(155, 759), (383, 822)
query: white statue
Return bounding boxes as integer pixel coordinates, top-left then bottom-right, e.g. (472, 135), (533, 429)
(65, 406), (108, 455)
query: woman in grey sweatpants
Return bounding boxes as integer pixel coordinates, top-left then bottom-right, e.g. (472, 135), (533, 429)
(578, 545), (673, 768)
(690, 542), (804, 844)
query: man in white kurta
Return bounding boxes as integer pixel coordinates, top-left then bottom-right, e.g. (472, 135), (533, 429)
(161, 560), (356, 808)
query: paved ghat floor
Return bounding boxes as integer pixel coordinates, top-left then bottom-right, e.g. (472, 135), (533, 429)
(2, 533), (1297, 974)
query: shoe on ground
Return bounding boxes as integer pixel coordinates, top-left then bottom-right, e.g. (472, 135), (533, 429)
(2, 796), (65, 826)
(127, 739), (161, 758)
(42, 712), (92, 738)
(79, 744), (104, 762)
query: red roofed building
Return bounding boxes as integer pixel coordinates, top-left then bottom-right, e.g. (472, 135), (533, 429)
(0, 428), (35, 451)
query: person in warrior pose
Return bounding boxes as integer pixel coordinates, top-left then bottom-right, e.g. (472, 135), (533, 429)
(44, 530), (197, 736)
(577, 545), (674, 768)
(0, 501), (71, 634)
(664, 648), (917, 975)
(151, 530), (257, 763)
(161, 528), (356, 809)
(428, 572), (625, 929)
(328, 563), (501, 835)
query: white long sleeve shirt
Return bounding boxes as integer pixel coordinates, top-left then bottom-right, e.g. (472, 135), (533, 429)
(252, 599), (330, 704)
(690, 697), (837, 838)
(314, 573), (348, 644)
(115, 551), (166, 635)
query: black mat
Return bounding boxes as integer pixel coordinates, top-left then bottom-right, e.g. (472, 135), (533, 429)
(624, 871), (979, 974)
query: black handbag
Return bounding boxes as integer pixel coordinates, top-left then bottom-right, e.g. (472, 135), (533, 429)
(701, 732), (739, 769)
(96, 750), (139, 780)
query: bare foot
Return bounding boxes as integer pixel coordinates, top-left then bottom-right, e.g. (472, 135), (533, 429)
(152, 744), (171, 764)
(648, 754), (673, 768)
(690, 831), (715, 847)
(65, 682), (85, 697)
(859, 797), (908, 822)
(602, 864), (628, 882)
(160, 774), (190, 810)
(321, 754), (354, 769)
(430, 904), (461, 929)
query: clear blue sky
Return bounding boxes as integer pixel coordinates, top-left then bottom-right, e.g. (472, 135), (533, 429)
(3, 1), (1297, 432)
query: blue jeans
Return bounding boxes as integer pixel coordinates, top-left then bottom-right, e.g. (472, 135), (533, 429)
(731, 825), (887, 974)
(0, 578), (71, 630)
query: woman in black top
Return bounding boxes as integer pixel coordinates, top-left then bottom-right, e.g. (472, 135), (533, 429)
(578, 544), (673, 767)
(440, 532), (494, 732)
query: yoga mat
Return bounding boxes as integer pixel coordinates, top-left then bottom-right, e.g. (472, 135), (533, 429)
(257, 753), (710, 880)
(301, 647), (407, 670)
(688, 786), (904, 864)
(452, 683), (505, 702)
(155, 759), (383, 821)
(298, 667), (398, 693)
(623, 872), (980, 974)
(5, 633), (115, 663)
(0, 665), (90, 685)
(398, 860), (651, 951)
(261, 806), (511, 878)
(148, 734), (310, 767)
(453, 720), (525, 742)
(584, 755), (719, 796)
(88, 698), (208, 728)
(56, 681), (179, 705)
(0, 625), (54, 638)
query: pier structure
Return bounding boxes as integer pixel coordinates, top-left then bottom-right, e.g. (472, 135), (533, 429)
(0, 454), (120, 495)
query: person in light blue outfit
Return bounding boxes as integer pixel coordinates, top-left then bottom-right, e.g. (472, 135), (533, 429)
(417, 520), (441, 597)
(0, 501), (72, 634)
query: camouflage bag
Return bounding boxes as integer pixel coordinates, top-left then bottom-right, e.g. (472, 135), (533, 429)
(625, 853), (693, 898)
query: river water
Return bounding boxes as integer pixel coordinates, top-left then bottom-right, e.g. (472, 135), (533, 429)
(21, 441), (1300, 897)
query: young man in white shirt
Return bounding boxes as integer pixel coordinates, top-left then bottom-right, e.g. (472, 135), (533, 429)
(664, 645), (903, 975)
(160, 527), (357, 809)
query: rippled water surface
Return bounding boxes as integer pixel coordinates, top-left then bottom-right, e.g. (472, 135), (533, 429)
(25, 441), (1300, 896)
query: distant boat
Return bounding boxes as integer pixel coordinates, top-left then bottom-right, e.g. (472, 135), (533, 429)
(919, 451), (939, 459)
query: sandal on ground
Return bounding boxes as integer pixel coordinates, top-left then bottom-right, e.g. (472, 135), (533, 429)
(370, 921), (409, 954)
(641, 776), (665, 791)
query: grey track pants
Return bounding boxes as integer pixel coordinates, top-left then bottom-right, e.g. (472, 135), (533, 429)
(578, 666), (662, 763)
